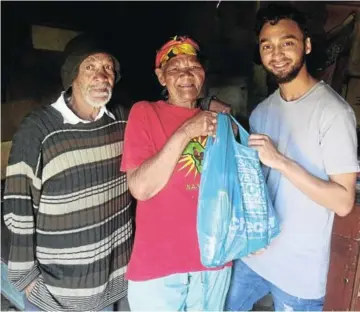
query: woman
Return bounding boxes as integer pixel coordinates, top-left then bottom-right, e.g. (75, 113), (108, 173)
(121, 36), (231, 311)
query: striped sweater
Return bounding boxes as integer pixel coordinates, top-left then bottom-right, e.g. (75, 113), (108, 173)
(3, 101), (133, 311)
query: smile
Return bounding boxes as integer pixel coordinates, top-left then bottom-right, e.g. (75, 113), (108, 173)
(178, 84), (195, 88)
(90, 90), (109, 98)
(272, 62), (290, 69)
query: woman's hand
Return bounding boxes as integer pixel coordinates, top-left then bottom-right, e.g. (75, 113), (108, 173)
(182, 111), (218, 139)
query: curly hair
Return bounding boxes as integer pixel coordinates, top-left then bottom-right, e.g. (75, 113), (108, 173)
(255, 4), (309, 39)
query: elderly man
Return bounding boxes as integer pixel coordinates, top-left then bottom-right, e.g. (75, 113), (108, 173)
(3, 34), (133, 311)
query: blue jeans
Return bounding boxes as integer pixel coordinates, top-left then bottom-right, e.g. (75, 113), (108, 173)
(128, 267), (231, 311)
(225, 260), (324, 311)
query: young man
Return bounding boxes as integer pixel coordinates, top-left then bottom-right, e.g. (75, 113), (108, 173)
(3, 34), (133, 311)
(225, 4), (359, 311)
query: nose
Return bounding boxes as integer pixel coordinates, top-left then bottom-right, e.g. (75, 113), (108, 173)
(94, 67), (108, 82)
(179, 68), (194, 77)
(272, 46), (285, 60)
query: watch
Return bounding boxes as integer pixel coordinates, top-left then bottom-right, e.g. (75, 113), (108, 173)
(198, 95), (218, 111)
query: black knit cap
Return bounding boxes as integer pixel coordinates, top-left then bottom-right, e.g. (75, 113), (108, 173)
(61, 33), (121, 91)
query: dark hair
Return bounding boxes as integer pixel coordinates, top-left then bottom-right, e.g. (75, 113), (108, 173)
(255, 4), (309, 39)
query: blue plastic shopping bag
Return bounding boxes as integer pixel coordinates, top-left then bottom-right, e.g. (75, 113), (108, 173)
(197, 113), (280, 267)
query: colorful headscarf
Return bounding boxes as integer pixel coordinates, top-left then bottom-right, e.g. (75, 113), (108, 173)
(155, 36), (200, 68)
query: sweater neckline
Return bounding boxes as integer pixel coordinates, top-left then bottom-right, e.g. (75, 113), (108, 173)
(47, 105), (117, 129)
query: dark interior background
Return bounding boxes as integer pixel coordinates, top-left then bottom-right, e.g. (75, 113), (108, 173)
(1, 1), (360, 141)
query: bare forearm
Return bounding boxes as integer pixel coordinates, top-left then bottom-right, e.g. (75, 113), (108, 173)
(278, 156), (355, 216)
(128, 127), (190, 200)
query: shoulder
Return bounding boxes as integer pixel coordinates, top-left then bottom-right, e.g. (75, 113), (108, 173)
(250, 92), (276, 123)
(316, 82), (355, 122)
(253, 92), (276, 114)
(128, 100), (158, 120)
(9, 105), (60, 167)
(317, 82), (351, 112)
(131, 100), (155, 111)
(14, 105), (60, 143)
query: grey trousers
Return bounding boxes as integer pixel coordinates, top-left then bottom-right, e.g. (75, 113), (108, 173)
(24, 295), (130, 311)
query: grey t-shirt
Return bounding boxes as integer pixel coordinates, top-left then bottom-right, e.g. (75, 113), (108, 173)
(243, 81), (359, 299)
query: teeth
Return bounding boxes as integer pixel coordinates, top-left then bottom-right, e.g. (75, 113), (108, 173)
(92, 91), (109, 97)
(273, 63), (287, 68)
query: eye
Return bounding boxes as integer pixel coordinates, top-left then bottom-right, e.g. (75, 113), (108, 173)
(262, 45), (272, 51)
(283, 41), (294, 47)
(167, 67), (178, 73)
(191, 65), (202, 70)
(85, 64), (94, 71)
(105, 64), (114, 71)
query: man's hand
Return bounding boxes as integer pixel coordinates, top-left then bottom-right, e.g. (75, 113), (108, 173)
(209, 99), (231, 114)
(248, 134), (285, 169)
(25, 278), (38, 297)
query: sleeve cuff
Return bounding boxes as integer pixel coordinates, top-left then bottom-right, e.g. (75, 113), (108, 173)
(13, 264), (41, 292)
(326, 165), (360, 175)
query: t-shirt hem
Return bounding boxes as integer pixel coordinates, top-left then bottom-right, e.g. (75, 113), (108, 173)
(242, 259), (326, 299)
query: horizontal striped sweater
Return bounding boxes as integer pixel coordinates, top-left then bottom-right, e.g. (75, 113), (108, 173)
(3, 103), (133, 311)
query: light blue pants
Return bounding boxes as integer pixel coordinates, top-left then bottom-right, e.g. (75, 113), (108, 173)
(128, 267), (231, 311)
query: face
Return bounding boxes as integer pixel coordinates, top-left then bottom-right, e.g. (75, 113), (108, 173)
(155, 54), (205, 107)
(259, 19), (311, 84)
(72, 53), (115, 108)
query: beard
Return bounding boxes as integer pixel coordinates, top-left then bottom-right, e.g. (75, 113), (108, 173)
(265, 52), (306, 84)
(83, 83), (112, 108)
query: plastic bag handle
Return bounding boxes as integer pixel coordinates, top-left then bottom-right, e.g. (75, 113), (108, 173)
(229, 115), (250, 147)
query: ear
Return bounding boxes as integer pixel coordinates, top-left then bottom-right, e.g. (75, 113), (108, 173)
(304, 37), (312, 55)
(155, 68), (166, 87)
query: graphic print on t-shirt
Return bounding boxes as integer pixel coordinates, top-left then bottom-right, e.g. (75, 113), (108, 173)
(178, 136), (207, 177)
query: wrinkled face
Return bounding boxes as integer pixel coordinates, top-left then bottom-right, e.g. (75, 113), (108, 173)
(155, 54), (205, 106)
(72, 53), (115, 108)
(259, 19), (311, 84)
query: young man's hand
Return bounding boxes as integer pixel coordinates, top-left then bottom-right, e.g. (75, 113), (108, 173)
(248, 134), (284, 169)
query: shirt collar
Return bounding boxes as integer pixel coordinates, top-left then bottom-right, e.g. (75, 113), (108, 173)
(51, 92), (115, 125)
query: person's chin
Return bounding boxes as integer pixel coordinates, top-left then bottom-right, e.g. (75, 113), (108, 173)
(178, 89), (199, 100)
(86, 97), (109, 108)
(270, 66), (290, 77)
(267, 70), (289, 83)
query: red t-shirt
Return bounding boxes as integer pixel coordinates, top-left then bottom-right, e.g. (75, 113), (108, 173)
(121, 100), (229, 281)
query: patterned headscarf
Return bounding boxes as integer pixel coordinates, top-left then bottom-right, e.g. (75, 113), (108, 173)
(155, 36), (200, 68)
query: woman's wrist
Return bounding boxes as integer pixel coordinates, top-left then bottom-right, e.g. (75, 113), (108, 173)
(198, 95), (218, 111)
